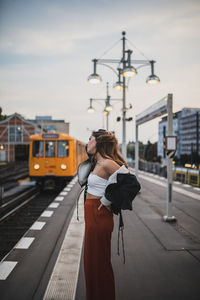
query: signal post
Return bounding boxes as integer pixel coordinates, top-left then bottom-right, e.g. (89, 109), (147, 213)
(135, 94), (177, 222)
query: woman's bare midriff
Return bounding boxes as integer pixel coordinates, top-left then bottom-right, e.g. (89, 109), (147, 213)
(86, 193), (111, 212)
(86, 193), (101, 199)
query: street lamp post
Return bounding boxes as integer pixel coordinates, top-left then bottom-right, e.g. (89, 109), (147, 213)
(122, 32), (126, 159)
(87, 82), (121, 131)
(88, 31), (160, 161)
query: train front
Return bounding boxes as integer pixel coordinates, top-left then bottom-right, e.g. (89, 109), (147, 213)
(29, 133), (76, 189)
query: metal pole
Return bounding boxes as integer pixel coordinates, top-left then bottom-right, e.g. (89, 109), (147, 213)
(122, 31), (127, 160)
(163, 93), (176, 222)
(135, 123), (139, 178)
(106, 112), (109, 131)
(8, 124), (10, 162)
(197, 112), (199, 159)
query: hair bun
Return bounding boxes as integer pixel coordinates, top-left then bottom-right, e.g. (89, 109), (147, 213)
(97, 132), (117, 144)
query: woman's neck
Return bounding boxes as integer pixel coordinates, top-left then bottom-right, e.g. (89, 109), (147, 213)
(96, 153), (103, 162)
(96, 153), (111, 162)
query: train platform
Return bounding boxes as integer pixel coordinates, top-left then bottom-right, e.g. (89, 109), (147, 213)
(0, 171), (200, 300)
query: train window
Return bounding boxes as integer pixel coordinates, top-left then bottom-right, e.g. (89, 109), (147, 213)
(45, 141), (55, 157)
(33, 141), (44, 157)
(58, 141), (69, 157)
(77, 143), (81, 155)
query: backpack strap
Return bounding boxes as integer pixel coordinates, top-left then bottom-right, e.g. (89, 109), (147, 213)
(117, 210), (126, 264)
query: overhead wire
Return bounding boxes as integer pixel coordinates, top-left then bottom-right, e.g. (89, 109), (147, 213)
(126, 38), (150, 61)
(98, 38), (122, 59)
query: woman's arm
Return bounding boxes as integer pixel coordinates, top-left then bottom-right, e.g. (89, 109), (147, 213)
(98, 160), (121, 210)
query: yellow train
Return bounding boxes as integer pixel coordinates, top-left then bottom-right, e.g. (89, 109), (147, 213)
(29, 132), (87, 189)
(173, 167), (200, 187)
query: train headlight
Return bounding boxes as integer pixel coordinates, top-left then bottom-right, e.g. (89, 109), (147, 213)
(34, 164), (40, 170)
(61, 164), (67, 170)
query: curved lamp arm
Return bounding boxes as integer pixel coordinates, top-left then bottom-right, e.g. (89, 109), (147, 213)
(97, 62), (118, 76)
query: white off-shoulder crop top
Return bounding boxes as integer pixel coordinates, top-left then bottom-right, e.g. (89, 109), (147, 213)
(87, 173), (107, 197)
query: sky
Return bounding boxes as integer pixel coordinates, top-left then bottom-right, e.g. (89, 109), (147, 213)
(0, 0), (200, 144)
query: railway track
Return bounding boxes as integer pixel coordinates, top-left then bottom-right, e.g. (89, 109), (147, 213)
(0, 186), (39, 223)
(0, 161), (28, 191)
(0, 187), (60, 261)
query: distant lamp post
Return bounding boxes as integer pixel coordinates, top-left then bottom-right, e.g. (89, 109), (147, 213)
(105, 96), (113, 112)
(87, 99), (95, 113)
(88, 59), (102, 84)
(88, 31), (160, 159)
(87, 82), (121, 130)
(146, 60), (160, 84)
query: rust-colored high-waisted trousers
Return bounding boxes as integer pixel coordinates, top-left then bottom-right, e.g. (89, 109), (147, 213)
(84, 198), (115, 300)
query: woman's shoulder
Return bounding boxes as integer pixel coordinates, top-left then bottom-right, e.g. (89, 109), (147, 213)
(102, 159), (121, 175)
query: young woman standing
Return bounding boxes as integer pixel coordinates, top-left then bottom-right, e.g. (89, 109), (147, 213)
(84, 129), (128, 300)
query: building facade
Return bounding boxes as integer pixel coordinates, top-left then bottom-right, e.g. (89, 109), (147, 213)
(28, 116), (69, 134)
(158, 108), (200, 160)
(0, 114), (70, 162)
(179, 108), (200, 156)
(0, 113), (36, 162)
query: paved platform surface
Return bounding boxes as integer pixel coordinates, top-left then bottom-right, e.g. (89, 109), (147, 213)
(0, 171), (200, 300)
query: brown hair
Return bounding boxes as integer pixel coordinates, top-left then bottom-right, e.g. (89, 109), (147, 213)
(92, 129), (128, 168)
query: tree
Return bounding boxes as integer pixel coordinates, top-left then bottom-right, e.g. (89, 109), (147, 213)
(127, 141), (135, 158)
(144, 141), (159, 162)
(0, 107), (7, 121)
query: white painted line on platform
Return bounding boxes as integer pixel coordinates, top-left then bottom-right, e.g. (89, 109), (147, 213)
(14, 237), (35, 249)
(173, 187), (200, 201)
(55, 196), (64, 201)
(183, 184), (191, 188)
(30, 221), (46, 230)
(0, 261), (18, 280)
(67, 184), (74, 187)
(41, 210), (54, 217)
(64, 187), (71, 192)
(60, 191), (68, 196)
(193, 187), (200, 191)
(174, 181), (181, 184)
(139, 174), (200, 201)
(43, 192), (85, 300)
(139, 174), (166, 187)
(49, 203), (60, 208)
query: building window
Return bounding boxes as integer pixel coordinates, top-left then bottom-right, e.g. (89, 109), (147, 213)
(9, 126), (23, 142)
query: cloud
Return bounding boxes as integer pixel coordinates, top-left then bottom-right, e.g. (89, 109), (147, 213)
(0, 0), (199, 57)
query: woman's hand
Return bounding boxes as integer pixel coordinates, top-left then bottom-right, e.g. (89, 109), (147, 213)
(98, 204), (103, 210)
